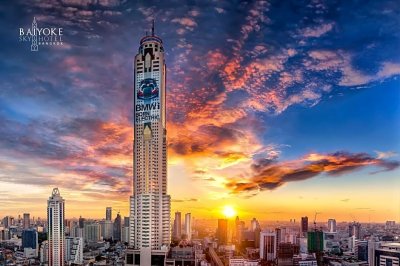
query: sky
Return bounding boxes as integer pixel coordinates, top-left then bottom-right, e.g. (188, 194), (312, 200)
(0, 0), (399, 223)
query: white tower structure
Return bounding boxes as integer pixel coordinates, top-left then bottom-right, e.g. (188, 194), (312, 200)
(184, 213), (192, 241)
(127, 21), (171, 266)
(47, 188), (65, 266)
(328, 219), (337, 233)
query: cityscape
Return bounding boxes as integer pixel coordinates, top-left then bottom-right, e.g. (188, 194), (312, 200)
(0, 0), (399, 266)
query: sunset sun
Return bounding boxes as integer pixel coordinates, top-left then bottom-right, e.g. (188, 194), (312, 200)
(222, 205), (236, 218)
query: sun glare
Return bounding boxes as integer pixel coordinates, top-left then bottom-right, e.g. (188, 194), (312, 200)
(222, 205), (236, 218)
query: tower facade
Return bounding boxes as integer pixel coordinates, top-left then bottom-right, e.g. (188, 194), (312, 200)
(184, 213), (192, 240)
(106, 207), (112, 221)
(47, 188), (65, 266)
(128, 22), (171, 263)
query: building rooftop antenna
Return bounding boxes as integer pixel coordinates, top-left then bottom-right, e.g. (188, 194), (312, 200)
(151, 19), (155, 36)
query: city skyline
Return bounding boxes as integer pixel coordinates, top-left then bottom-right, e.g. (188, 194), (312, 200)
(0, 0), (399, 223)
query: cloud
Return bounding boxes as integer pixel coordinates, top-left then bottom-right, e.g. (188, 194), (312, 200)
(307, 50), (400, 86)
(301, 23), (334, 38)
(171, 198), (198, 203)
(226, 152), (399, 195)
(375, 151), (397, 159)
(171, 17), (197, 28)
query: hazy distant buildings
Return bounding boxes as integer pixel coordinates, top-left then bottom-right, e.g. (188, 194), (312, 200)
(385, 220), (396, 230)
(2, 216), (11, 228)
(251, 218), (260, 231)
(349, 222), (361, 239)
(114, 213), (122, 241)
(173, 212), (182, 240)
(78, 216), (85, 229)
(100, 219), (113, 240)
(23, 213), (30, 229)
(47, 188), (65, 266)
(84, 222), (101, 243)
(106, 207), (112, 221)
(328, 219), (336, 233)
(217, 219), (228, 245)
(301, 217), (308, 237)
(260, 231), (277, 261)
(184, 213), (192, 240)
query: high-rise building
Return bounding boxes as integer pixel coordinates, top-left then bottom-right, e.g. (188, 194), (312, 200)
(355, 240), (368, 261)
(22, 229), (38, 257)
(100, 220), (113, 240)
(301, 217), (308, 236)
(23, 213), (30, 229)
(307, 231), (324, 253)
(385, 221), (396, 230)
(173, 212), (182, 240)
(84, 222), (101, 243)
(65, 237), (83, 265)
(217, 219), (228, 245)
(47, 188), (65, 266)
(184, 213), (192, 240)
(78, 216), (85, 229)
(114, 213), (122, 241)
(251, 218), (260, 231)
(349, 222), (361, 239)
(327, 219), (336, 233)
(122, 216), (130, 243)
(260, 231), (277, 261)
(40, 240), (49, 265)
(371, 242), (400, 266)
(2, 216), (11, 228)
(127, 21), (171, 266)
(106, 207), (112, 221)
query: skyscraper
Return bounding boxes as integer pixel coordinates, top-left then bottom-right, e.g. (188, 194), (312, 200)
(106, 207), (112, 221)
(251, 218), (260, 231)
(114, 213), (122, 241)
(301, 216), (308, 236)
(173, 212), (182, 240)
(260, 231), (277, 261)
(47, 188), (65, 266)
(217, 219), (228, 245)
(23, 213), (30, 229)
(22, 229), (38, 257)
(65, 237), (83, 265)
(328, 219), (336, 233)
(127, 21), (171, 266)
(349, 222), (361, 239)
(184, 213), (191, 240)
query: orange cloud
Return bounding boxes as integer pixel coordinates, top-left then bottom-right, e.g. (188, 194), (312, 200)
(226, 152), (399, 195)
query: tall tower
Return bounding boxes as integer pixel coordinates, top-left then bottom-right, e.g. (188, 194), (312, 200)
(23, 213), (30, 229)
(184, 213), (192, 240)
(106, 207), (112, 221)
(173, 212), (182, 240)
(31, 17), (38, 52)
(47, 188), (65, 266)
(127, 21), (170, 266)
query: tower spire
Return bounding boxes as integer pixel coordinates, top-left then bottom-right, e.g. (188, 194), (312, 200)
(151, 19), (155, 36)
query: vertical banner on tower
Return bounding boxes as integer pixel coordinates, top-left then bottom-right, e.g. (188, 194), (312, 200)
(135, 78), (160, 124)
